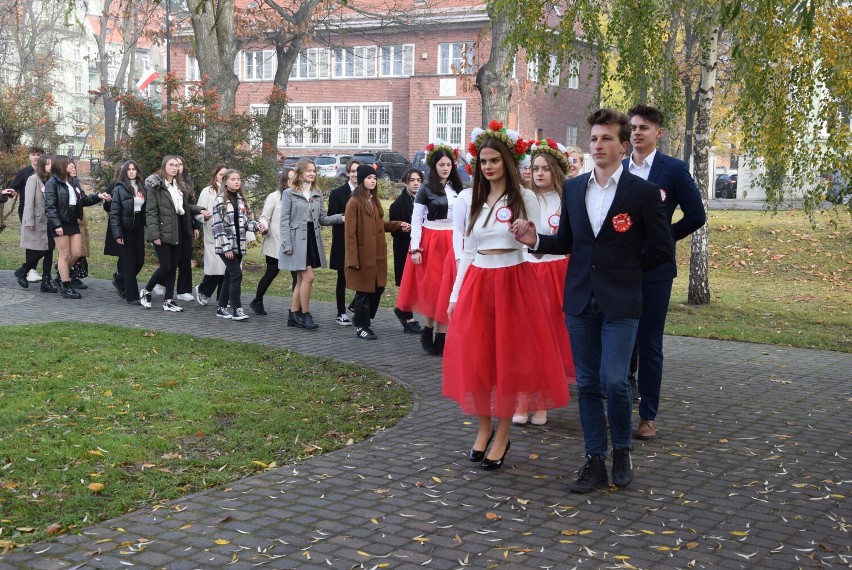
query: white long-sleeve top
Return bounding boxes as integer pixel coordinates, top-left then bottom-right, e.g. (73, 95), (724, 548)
(409, 181), (460, 251)
(525, 190), (568, 263)
(450, 187), (541, 302)
(451, 188), (473, 259)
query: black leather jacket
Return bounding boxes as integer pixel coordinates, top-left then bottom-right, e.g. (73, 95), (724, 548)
(44, 176), (102, 228)
(414, 182), (455, 220)
(109, 181), (146, 239)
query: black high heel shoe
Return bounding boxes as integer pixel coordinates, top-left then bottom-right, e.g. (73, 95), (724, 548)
(481, 440), (511, 471)
(468, 429), (495, 462)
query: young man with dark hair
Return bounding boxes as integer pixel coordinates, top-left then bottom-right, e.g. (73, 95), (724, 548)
(625, 104), (706, 440)
(6, 146), (45, 221)
(514, 108), (674, 492)
(327, 158), (362, 325)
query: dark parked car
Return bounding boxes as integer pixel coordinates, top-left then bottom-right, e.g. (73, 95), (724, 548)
(412, 150), (471, 187)
(278, 155), (311, 175)
(351, 151), (411, 182)
(714, 173), (737, 199)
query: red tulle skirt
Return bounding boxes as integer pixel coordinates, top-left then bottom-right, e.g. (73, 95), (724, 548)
(433, 250), (457, 326)
(443, 257), (571, 417)
(528, 257), (575, 383)
(396, 227), (453, 320)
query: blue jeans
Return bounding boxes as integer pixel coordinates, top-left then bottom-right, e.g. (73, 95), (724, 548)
(567, 298), (639, 457)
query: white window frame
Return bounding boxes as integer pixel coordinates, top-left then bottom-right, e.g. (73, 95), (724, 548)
(379, 44), (414, 77)
(565, 125), (578, 146)
(438, 42), (474, 75)
(244, 49), (276, 81)
(73, 107), (84, 124)
(567, 59), (580, 90)
(428, 100), (466, 146)
(290, 48), (330, 80)
(186, 56), (200, 81)
(278, 102), (392, 149)
(528, 54), (559, 86)
(333, 45), (377, 78)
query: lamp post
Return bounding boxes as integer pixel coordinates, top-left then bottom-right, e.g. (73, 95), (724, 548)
(165, 0), (171, 111)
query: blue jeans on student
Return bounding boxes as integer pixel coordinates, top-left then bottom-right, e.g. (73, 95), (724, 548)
(567, 297), (639, 458)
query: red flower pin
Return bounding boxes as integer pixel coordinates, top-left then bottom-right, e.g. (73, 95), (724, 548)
(465, 163), (473, 175)
(488, 120), (504, 131)
(468, 142), (477, 154)
(425, 143), (434, 151)
(612, 213), (633, 233)
(546, 137), (557, 149)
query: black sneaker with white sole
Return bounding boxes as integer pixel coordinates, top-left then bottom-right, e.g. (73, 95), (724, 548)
(335, 313), (352, 326)
(162, 299), (183, 312)
(216, 307), (232, 319)
(232, 308), (249, 321)
(140, 289), (152, 309)
(355, 327), (377, 340)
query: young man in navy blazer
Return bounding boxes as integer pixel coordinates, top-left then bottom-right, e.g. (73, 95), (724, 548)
(625, 105), (706, 440)
(514, 108), (674, 492)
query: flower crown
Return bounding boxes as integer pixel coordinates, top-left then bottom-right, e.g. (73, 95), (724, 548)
(464, 120), (529, 175)
(529, 137), (571, 175)
(425, 139), (459, 166)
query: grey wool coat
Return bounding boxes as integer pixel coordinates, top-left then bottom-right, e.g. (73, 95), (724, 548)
(278, 185), (341, 271)
(20, 174), (49, 250)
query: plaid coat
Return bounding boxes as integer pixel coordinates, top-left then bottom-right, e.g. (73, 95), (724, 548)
(212, 192), (259, 255)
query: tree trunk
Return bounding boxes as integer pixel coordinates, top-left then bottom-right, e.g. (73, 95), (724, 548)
(688, 2), (719, 306)
(185, 0), (239, 115)
(476, 4), (513, 126)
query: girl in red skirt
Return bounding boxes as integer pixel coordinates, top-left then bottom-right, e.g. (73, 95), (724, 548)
(443, 122), (570, 470)
(513, 139), (576, 426)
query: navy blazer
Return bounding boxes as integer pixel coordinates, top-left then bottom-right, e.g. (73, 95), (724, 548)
(535, 170), (674, 319)
(623, 152), (706, 281)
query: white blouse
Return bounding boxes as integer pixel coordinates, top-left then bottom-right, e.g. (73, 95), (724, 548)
(525, 190), (567, 263)
(450, 187), (540, 302)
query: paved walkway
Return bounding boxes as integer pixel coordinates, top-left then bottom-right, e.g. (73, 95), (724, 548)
(0, 272), (849, 569)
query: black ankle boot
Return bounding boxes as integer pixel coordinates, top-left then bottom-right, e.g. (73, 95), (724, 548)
(301, 312), (318, 330)
(40, 274), (57, 293)
(60, 281), (81, 299)
(434, 332), (446, 356)
(14, 265), (28, 288)
(420, 326), (436, 355)
(288, 310), (305, 328)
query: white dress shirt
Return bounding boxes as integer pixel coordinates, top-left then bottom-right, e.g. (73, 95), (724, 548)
(628, 149), (657, 181)
(585, 165), (622, 237)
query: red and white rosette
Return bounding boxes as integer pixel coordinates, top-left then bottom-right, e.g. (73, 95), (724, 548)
(547, 214), (560, 230)
(612, 213), (633, 233)
(495, 206), (513, 224)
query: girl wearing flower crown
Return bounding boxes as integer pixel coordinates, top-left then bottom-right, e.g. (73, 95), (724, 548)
(442, 121), (570, 471)
(395, 140), (464, 356)
(512, 139), (576, 427)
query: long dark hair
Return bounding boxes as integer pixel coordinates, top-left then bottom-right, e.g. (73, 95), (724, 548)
(467, 138), (527, 235)
(117, 160), (142, 191)
(175, 155), (194, 200)
(50, 155), (71, 182)
(207, 163), (227, 193)
(353, 179), (383, 217)
(36, 155), (51, 182)
(427, 149), (463, 195)
(278, 167), (294, 194)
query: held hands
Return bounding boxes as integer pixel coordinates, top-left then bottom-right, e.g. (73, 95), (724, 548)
(225, 251), (234, 260)
(512, 219), (538, 246)
(256, 222), (266, 234)
(401, 222), (411, 232)
(1, 189), (16, 197)
(200, 210), (212, 220)
(99, 192), (112, 202)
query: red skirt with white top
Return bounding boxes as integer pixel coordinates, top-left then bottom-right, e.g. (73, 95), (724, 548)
(442, 251), (571, 417)
(527, 257), (575, 382)
(395, 225), (452, 321)
(433, 249), (457, 326)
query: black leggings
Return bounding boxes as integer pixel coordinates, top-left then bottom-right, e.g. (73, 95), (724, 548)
(147, 242), (181, 299)
(336, 270), (348, 315)
(254, 255), (280, 302)
(218, 253), (244, 309)
(352, 287), (385, 329)
(24, 248), (54, 277)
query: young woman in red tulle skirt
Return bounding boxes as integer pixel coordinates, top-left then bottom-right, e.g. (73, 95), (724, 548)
(395, 141), (463, 356)
(443, 122), (570, 471)
(513, 139), (577, 427)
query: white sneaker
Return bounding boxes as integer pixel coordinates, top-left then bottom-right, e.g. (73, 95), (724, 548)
(232, 308), (249, 321)
(176, 293), (194, 302)
(530, 410), (547, 426)
(140, 289), (152, 309)
(26, 269), (41, 282)
(162, 299), (183, 312)
(336, 314), (352, 326)
(153, 284), (166, 296)
(195, 285), (209, 306)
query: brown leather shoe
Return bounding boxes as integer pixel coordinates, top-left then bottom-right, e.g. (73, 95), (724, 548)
(632, 419), (657, 439)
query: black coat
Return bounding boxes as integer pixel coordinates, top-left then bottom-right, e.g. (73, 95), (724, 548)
(44, 176), (102, 229)
(104, 181), (147, 256)
(535, 171), (674, 319)
(11, 166), (34, 218)
(327, 181), (353, 271)
(388, 189), (415, 286)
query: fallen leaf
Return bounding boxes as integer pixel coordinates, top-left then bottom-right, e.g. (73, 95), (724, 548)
(356, 550), (370, 557)
(45, 523), (63, 535)
(87, 483), (105, 492)
(485, 512), (502, 521)
(686, 542), (699, 549)
(214, 539), (230, 545)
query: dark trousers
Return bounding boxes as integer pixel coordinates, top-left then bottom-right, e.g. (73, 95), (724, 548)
(335, 270), (348, 315)
(218, 253), (243, 309)
(117, 216), (146, 301)
(352, 287), (384, 329)
(176, 236), (193, 295)
(198, 274), (224, 300)
(633, 277), (674, 421)
(24, 248), (53, 277)
(254, 255), (280, 302)
(147, 242), (181, 300)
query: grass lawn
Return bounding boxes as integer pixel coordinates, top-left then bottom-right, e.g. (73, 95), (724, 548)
(0, 323), (411, 546)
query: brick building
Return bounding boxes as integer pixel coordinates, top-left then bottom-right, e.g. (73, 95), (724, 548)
(169, 1), (600, 161)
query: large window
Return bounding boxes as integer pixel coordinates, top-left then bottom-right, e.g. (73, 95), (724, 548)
(244, 50), (276, 81)
(567, 60), (580, 90)
(274, 103), (391, 148)
(291, 48), (330, 80)
(430, 101), (465, 146)
(380, 44), (414, 77)
(333, 46), (377, 78)
(438, 42), (475, 75)
(565, 125), (578, 146)
(527, 55), (559, 86)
